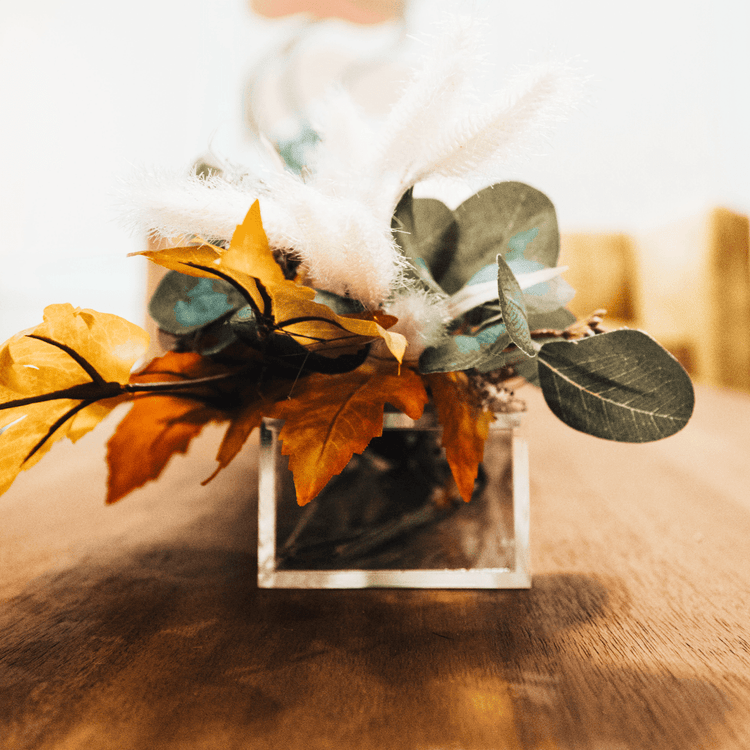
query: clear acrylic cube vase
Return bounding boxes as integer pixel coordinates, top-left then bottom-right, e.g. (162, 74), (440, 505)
(258, 409), (530, 589)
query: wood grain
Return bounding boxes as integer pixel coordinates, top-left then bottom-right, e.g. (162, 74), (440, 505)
(1, 385), (749, 749)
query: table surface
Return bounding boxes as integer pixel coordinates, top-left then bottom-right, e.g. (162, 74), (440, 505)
(1, 383), (749, 750)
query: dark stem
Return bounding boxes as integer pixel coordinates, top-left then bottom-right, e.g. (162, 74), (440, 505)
(26, 335), (108, 385)
(123, 369), (247, 393)
(24, 399), (97, 462)
(1, 381), (123, 410)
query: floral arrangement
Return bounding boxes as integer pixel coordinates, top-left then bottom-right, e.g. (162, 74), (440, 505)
(0, 25), (694, 507)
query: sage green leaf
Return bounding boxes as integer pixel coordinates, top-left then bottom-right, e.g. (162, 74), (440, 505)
(537, 330), (694, 442)
(440, 182), (560, 294)
(419, 326), (512, 373)
(312, 289), (366, 315)
(149, 270), (246, 335)
(528, 307), (576, 332)
(229, 305), (261, 343)
(496, 254), (535, 357)
(392, 189), (458, 287)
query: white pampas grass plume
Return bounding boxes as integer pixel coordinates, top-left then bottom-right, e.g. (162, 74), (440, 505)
(306, 16), (584, 227)
(120, 167), (405, 308)
(383, 287), (452, 359)
(394, 61), (583, 193)
(121, 16), (585, 311)
(119, 168), (260, 242)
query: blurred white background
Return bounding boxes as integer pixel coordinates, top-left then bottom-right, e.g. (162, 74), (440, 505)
(1, 0), (748, 342)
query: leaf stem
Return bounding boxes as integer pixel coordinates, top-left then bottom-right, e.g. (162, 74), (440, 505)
(24, 399), (97, 462)
(26, 335), (107, 385)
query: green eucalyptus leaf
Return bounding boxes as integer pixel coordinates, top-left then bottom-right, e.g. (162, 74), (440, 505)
(312, 289), (366, 315)
(419, 325), (512, 373)
(149, 270), (246, 335)
(392, 189), (458, 286)
(182, 318), (238, 356)
(441, 182), (560, 294)
(528, 307), (577, 332)
(229, 305), (261, 343)
(537, 330), (694, 442)
(496, 254), (534, 357)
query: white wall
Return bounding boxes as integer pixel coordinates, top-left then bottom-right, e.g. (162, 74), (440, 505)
(1, 0), (748, 342)
(0, 0), (270, 341)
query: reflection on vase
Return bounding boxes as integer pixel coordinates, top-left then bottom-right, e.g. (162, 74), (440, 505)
(258, 410), (530, 589)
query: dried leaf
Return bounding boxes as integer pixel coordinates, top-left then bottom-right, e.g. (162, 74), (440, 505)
(269, 287), (407, 361)
(269, 364), (428, 504)
(0, 304), (149, 496)
(106, 350), (246, 502)
(426, 371), (494, 502)
(140, 202), (408, 363)
(106, 394), (225, 503)
(129, 350), (231, 384)
(220, 200), (287, 287)
(138, 242), (269, 313)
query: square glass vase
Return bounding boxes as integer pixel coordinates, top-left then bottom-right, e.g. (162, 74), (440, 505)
(258, 409), (530, 589)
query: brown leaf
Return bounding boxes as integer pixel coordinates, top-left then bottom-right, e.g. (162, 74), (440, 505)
(106, 394), (225, 504)
(425, 372), (494, 502)
(203, 376), (298, 485)
(111, 350), (249, 499)
(268, 364), (428, 505)
(129, 350), (231, 384)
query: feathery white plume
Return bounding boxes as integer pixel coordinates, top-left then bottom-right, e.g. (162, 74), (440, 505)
(122, 16), (583, 316)
(382, 286), (452, 360)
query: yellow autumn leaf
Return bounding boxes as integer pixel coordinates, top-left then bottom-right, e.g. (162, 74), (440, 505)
(135, 200), (287, 315)
(0, 304), (150, 496)
(137, 201), (407, 364)
(268, 364), (428, 505)
(137, 242), (272, 314)
(426, 371), (495, 502)
(220, 199), (287, 287)
(267, 285), (407, 362)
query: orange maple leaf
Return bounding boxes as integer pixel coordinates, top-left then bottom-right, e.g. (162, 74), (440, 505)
(109, 351), (302, 499)
(106, 394), (226, 504)
(269, 364), (428, 505)
(425, 372), (494, 502)
(106, 351), (237, 503)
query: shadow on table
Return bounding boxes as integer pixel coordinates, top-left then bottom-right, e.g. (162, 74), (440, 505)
(0, 546), (735, 750)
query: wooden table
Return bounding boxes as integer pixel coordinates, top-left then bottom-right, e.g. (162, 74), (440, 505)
(2, 384), (749, 749)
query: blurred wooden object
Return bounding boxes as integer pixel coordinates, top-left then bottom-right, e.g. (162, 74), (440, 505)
(560, 208), (750, 392)
(249, 0), (405, 24)
(142, 239), (170, 362)
(633, 207), (750, 391)
(560, 232), (638, 325)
